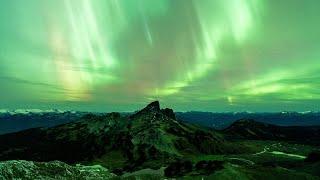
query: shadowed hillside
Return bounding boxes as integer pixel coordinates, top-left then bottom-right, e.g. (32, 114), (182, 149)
(223, 119), (320, 144)
(0, 101), (244, 174)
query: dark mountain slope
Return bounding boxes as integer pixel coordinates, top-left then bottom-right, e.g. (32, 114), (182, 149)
(223, 119), (320, 143)
(0, 111), (83, 135)
(176, 111), (320, 129)
(0, 101), (239, 172)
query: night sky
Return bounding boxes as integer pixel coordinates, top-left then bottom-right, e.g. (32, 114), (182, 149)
(0, 0), (319, 112)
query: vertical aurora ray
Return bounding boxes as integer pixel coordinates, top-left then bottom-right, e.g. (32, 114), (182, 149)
(47, 0), (121, 100)
(151, 0), (263, 97)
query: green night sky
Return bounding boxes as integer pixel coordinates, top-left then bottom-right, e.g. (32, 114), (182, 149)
(0, 0), (319, 112)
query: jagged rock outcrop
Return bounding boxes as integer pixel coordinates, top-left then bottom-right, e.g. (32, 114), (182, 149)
(0, 160), (115, 180)
(161, 108), (176, 120)
(137, 101), (160, 114)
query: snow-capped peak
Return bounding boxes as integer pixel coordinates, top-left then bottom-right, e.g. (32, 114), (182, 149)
(0, 109), (68, 115)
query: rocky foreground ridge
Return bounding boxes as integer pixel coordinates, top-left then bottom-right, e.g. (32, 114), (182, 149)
(0, 160), (115, 180)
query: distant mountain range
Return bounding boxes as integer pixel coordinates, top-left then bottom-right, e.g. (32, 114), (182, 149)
(0, 109), (71, 114)
(1, 108), (319, 135)
(0, 110), (86, 135)
(176, 111), (320, 129)
(223, 119), (320, 144)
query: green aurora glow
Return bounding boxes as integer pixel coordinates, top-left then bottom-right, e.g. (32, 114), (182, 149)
(0, 0), (319, 111)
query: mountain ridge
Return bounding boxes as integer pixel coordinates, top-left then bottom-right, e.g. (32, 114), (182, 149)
(0, 101), (238, 173)
(223, 119), (320, 143)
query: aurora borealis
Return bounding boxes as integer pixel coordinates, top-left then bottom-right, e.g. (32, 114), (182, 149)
(0, 0), (319, 111)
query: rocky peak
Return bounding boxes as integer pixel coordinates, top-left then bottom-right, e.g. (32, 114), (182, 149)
(136, 101), (160, 114)
(130, 101), (176, 120)
(143, 101), (160, 112)
(130, 101), (161, 119)
(161, 108), (176, 120)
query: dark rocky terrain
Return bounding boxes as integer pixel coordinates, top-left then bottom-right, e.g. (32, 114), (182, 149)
(0, 101), (244, 174)
(223, 119), (320, 144)
(0, 160), (115, 180)
(177, 111), (320, 129)
(0, 102), (319, 179)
